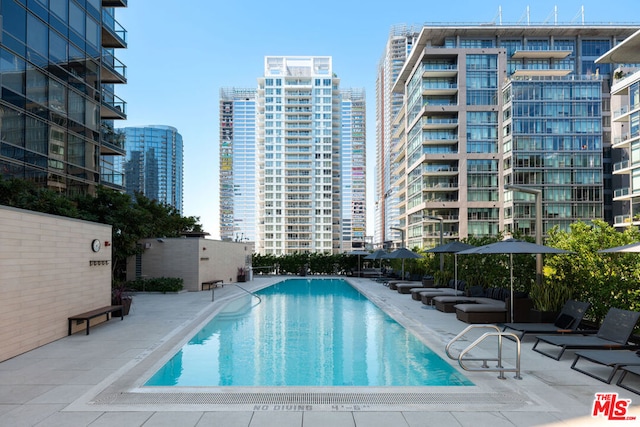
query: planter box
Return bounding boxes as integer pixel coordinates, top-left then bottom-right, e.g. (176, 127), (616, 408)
(112, 297), (132, 316)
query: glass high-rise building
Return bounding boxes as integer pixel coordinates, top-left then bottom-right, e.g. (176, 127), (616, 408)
(375, 25), (420, 248)
(597, 30), (640, 230)
(219, 88), (257, 242)
(120, 126), (183, 213)
(383, 24), (637, 249)
(0, 0), (128, 194)
(341, 88), (366, 250)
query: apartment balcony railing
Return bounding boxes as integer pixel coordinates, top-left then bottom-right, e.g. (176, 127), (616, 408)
(613, 160), (631, 173)
(614, 215), (633, 226)
(101, 49), (126, 83)
(614, 188), (631, 199)
(101, 87), (126, 119)
(102, 0), (127, 7)
(100, 123), (125, 155)
(101, 9), (127, 48)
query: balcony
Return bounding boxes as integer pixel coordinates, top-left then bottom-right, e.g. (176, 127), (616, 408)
(422, 82), (457, 96)
(511, 67), (571, 77)
(613, 130), (640, 148)
(102, 0), (127, 6)
(101, 87), (126, 119)
(421, 117), (458, 130)
(612, 160), (632, 174)
(102, 9), (127, 48)
(613, 187), (632, 201)
(511, 49), (572, 60)
(100, 123), (125, 155)
(421, 64), (457, 78)
(101, 49), (126, 84)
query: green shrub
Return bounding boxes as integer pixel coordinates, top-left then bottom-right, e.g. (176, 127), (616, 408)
(128, 277), (183, 293)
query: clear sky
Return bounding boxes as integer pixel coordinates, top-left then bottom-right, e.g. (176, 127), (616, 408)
(116, 0), (638, 239)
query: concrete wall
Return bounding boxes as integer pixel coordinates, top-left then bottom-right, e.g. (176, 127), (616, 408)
(128, 238), (251, 291)
(0, 206), (112, 362)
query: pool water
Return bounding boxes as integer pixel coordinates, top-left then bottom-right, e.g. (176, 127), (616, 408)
(145, 278), (472, 387)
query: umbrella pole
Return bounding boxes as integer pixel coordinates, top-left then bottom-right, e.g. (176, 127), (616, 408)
(454, 254), (458, 286)
(510, 254), (514, 323)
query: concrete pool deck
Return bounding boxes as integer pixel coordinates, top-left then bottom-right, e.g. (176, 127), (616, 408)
(1, 276), (639, 426)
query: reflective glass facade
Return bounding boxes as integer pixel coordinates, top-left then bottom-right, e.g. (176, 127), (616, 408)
(387, 25), (636, 249)
(219, 88), (257, 242)
(503, 78), (603, 234)
(121, 126), (183, 213)
(0, 0), (127, 195)
(340, 89), (366, 250)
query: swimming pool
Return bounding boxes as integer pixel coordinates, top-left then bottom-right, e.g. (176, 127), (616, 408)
(145, 278), (472, 387)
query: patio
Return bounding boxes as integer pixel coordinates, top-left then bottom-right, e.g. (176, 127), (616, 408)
(0, 276), (638, 426)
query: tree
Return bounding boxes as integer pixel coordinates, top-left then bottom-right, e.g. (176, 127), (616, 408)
(0, 178), (204, 281)
(545, 220), (640, 322)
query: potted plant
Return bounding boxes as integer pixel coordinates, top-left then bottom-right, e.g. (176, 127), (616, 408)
(112, 281), (133, 316)
(237, 267), (247, 282)
(529, 279), (572, 323)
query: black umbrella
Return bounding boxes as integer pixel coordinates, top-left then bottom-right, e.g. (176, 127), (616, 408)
(425, 241), (475, 285)
(598, 242), (640, 253)
(457, 239), (572, 322)
(364, 249), (387, 271)
(382, 248), (423, 280)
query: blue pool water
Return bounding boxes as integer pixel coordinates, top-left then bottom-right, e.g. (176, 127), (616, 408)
(145, 278), (472, 387)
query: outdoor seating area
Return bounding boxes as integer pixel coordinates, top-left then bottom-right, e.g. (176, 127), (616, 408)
(369, 257), (640, 394)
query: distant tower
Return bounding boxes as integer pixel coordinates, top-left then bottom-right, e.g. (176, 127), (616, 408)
(219, 88), (257, 242)
(122, 126), (183, 212)
(375, 25), (421, 248)
(341, 89), (367, 250)
(256, 56), (343, 254)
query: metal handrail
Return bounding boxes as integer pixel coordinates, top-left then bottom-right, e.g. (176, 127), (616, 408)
(235, 284), (262, 304)
(445, 324), (522, 379)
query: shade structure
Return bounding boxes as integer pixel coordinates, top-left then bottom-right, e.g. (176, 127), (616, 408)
(456, 239), (572, 322)
(347, 250), (371, 276)
(364, 249), (388, 272)
(598, 242), (640, 253)
(425, 241), (476, 285)
(382, 248), (423, 279)
(364, 249), (387, 260)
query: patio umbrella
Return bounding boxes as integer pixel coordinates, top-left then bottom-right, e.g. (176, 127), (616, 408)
(347, 250), (371, 276)
(382, 248), (423, 280)
(364, 249), (388, 273)
(425, 241), (475, 285)
(456, 239), (572, 322)
(598, 242), (640, 253)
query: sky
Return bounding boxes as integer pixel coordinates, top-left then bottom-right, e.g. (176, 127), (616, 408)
(115, 0), (639, 239)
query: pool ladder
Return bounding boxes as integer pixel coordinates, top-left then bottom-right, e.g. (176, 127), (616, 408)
(445, 324), (522, 380)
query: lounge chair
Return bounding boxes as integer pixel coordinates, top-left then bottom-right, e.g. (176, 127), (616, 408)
(532, 308), (640, 360)
(571, 349), (640, 384)
(502, 300), (591, 340)
(616, 365), (640, 395)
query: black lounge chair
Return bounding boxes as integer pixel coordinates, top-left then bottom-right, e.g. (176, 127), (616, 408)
(571, 349), (640, 384)
(617, 365), (640, 395)
(532, 308), (640, 360)
(502, 300), (591, 340)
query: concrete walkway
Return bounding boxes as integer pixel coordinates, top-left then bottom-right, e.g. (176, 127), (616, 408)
(1, 276), (639, 426)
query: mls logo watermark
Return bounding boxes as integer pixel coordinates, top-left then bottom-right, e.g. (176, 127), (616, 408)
(592, 393), (636, 421)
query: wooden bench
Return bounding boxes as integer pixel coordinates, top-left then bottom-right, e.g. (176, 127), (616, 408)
(68, 305), (123, 336)
(202, 280), (224, 290)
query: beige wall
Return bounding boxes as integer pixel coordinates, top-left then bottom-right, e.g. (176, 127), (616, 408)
(0, 206), (112, 362)
(128, 238), (251, 291)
